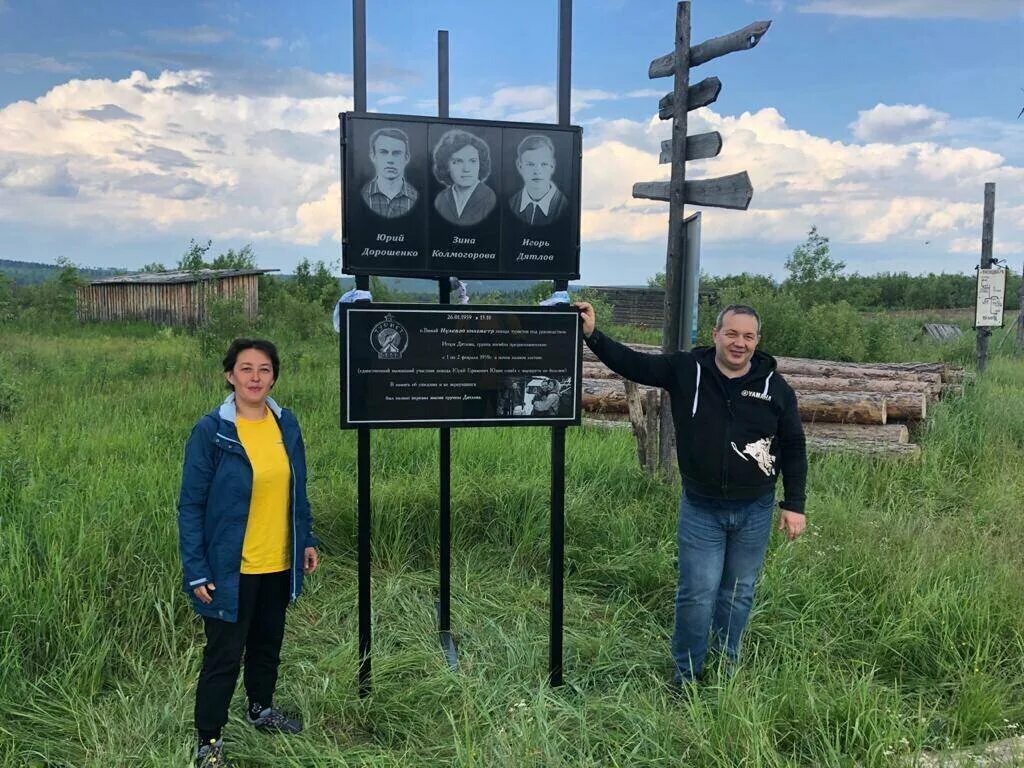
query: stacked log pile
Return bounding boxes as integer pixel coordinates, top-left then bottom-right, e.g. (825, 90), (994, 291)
(581, 343), (966, 458)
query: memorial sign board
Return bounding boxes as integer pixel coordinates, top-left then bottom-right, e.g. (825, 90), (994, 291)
(341, 113), (582, 280)
(340, 304), (582, 428)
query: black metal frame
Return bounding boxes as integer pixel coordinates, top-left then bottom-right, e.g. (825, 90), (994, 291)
(339, 112), (583, 281)
(349, 0), (574, 697)
(337, 303), (583, 430)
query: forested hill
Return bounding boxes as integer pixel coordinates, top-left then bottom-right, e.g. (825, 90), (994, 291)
(0, 259), (121, 285)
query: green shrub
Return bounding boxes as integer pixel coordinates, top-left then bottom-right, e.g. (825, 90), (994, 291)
(0, 375), (21, 420)
(195, 294), (249, 359)
(801, 301), (867, 361)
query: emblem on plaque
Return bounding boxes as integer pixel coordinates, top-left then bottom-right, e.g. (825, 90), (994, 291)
(370, 313), (409, 360)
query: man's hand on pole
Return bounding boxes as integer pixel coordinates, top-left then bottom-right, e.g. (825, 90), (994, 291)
(574, 302), (596, 337)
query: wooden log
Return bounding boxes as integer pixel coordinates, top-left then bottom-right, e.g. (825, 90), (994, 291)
(584, 357), (943, 401)
(776, 358), (942, 385)
(785, 374), (933, 395)
(633, 172), (753, 211)
(657, 77), (722, 119)
(649, 21), (771, 77)
(623, 380), (649, 469)
(797, 392), (887, 425)
(581, 378), (636, 414)
(582, 361), (622, 379)
(807, 437), (921, 459)
(644, 388), (660, 474)
(779, 356), (962, 384)
(581, 378), (660, 415)
(880, 392), (926, 422)
(582, 417), (630, 429)
(659, 132), (722, 163)
(803, 422), (909, 444)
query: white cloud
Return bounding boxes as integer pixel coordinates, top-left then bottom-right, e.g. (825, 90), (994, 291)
(850, 103), (949, 143)
(0, 68), (1021, 277)
(144, 26), (232, 45)
(260, 37), (283, 52)
(0, 53), (81, 75)
(799, 0), (1020, 18)
(574, 104), (1024, 264)
(0, 69), (350, 246)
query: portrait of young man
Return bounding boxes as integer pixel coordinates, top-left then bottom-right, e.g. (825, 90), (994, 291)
(508, 134), (569, 226)
(361, 127), (419, 219)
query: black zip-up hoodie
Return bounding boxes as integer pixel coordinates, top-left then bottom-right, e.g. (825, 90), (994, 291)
(585, 330), (807, 514)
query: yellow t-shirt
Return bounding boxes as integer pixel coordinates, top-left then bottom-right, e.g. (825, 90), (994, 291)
(236, 409), (291, 574)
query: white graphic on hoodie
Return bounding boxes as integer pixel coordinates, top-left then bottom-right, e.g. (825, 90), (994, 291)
(730, 436), (776, 477)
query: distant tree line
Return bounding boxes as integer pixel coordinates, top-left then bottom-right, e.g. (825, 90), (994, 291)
(647, 226), (1021, 311)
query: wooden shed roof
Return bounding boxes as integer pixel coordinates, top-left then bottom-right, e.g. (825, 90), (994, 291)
(88, 268), (277, 286)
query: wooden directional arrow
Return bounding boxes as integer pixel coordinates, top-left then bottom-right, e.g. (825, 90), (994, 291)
(659, 132), (722, 164)
(632, 171), (753, 210)
(658, 76), (721, 120)
(649, 20), (771, 78)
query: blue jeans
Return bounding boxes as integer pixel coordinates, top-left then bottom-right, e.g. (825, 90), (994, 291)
(672, 491), (775, 682)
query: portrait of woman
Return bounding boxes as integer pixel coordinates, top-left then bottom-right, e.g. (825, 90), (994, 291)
(178, 338), (318, 768)
(432, 128), (497, 226)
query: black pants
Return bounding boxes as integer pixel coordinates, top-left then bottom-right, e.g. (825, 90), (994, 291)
(195, 570), (291, 734)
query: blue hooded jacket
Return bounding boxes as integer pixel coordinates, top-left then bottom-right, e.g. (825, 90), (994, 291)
(178, 393), (317, 622)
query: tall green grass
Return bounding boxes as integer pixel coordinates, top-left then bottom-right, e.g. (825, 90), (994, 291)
(0, 323), (1022, 767)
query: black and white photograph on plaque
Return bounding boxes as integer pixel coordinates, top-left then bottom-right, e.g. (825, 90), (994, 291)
(508, 135), (569, 226)
(342, 113), (581, 279)
(499, 375), (573, 417)
(362, 126), (419, 219)
(343, 117), (430, 275)
(431, 128), (498, 227)
(499, 126), (580, 277)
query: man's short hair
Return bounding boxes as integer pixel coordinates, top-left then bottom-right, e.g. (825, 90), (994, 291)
(714, 304), (761, 334)
(515, 134), (555, 160)
(369, 127), (410, 156)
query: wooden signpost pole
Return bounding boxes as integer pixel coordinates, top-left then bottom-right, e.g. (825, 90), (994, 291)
(1017, 263), (1024, 352)
(634, 1), (769, 475)
(977, 182), (995, 373)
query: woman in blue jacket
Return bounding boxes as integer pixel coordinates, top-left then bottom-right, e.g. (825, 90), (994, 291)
(178, 338), (318, 768)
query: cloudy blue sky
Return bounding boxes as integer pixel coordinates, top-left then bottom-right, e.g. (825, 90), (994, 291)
(0, 0), (1021, 284)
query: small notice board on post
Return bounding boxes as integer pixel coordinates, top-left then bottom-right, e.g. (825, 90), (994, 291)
(340, 304), (582, 429)
(975, 268), (1007, 328)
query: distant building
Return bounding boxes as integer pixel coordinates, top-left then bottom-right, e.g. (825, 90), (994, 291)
(75, 268), (276, 327)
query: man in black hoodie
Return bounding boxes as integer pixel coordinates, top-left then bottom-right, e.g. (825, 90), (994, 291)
(575, 301), (807, 684)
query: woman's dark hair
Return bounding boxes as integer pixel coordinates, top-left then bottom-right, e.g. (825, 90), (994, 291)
(432, 129), (491, 186)
(223, 338), (280, 391)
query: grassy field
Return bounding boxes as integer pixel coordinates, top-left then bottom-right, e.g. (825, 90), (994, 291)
(1, 321), (1023, 767)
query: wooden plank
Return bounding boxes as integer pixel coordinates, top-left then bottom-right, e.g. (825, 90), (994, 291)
(659, 132), (722, 163)
(634, 172), (758, 209)
(633, 181), (671, 201)
(658, 77), (722, 119)
(649, 20), (771, 78)
(683, 171), (753, 210)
